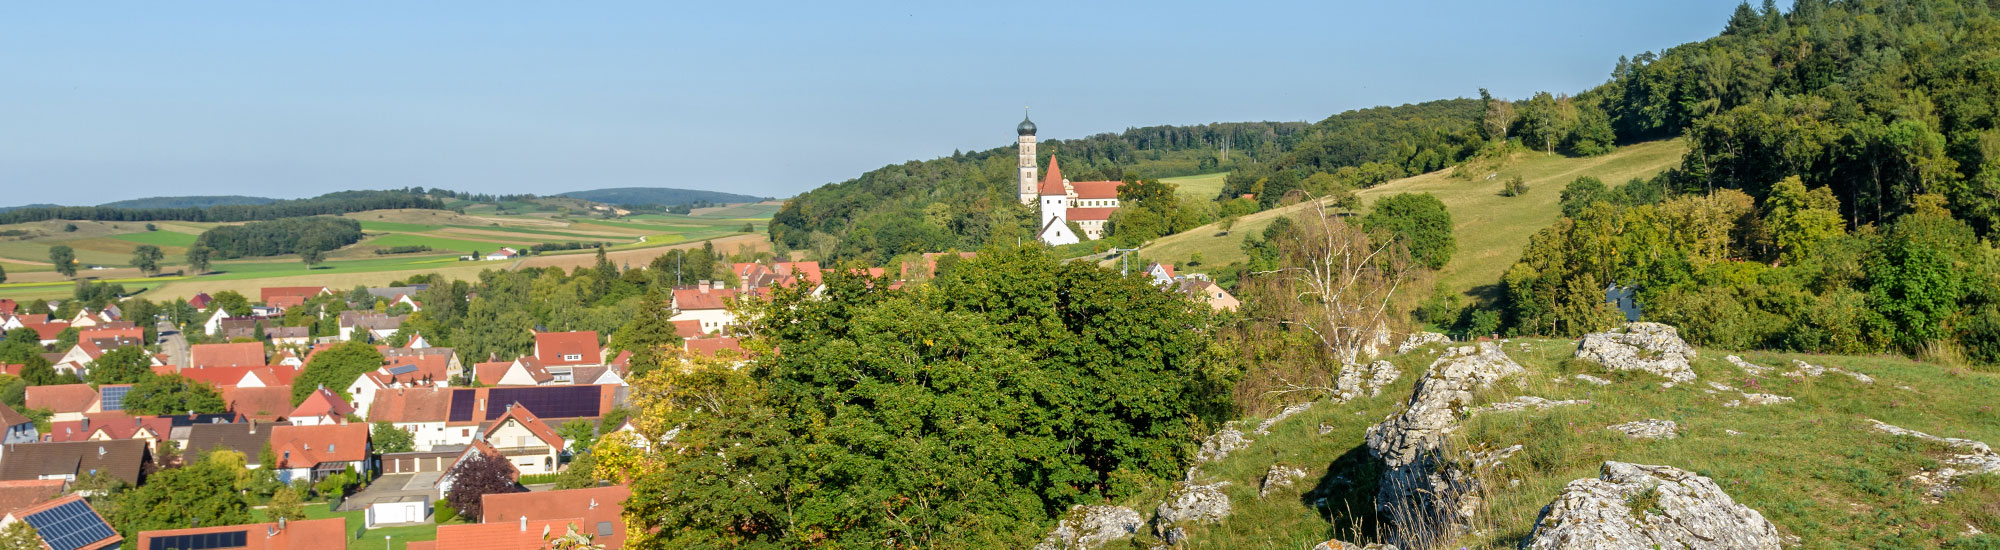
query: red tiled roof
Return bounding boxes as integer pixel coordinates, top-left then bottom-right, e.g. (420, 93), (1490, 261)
(25, 321), (69, 341)
(0, 479), (65, 517)
(224, 386), (295, 420)
(435, 518), (581, 550)
(685, 337), (744, 358)
(175, 366), (261, 389)
(1067, 207), (1119, 221)
(26, 384), (99, 414)
(290, 388), (355, 419)
(473, 361), (515, 387)
(44, 414), (172, 444)
(1069, 180), (1124, 199)
(479, 485), (630, 547)
(0, 402), (28, 428)
(367, 386), (453, 423)
(137, 517), (344, 550)
(250, 365), (302, 386)
(78, 326), (143, 342)
(260, 286), (328, 303)
(671, 320), (704, 339)
(1039, 157), (1067, 195)
(534, 331), (600, 367)
(187, 293), (211, 310)
(16, 314), (47, 325)
(486, 405), (566, 453)
(0, 300), (14, 316)
(671, 287), (742, 311)
(191, 342), (266, 368)
(269, 423), (369, 467)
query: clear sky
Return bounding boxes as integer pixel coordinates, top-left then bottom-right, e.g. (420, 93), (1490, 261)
(1, 1), (1760, 206)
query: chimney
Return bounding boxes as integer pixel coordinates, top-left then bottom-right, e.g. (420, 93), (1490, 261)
(713, 280), (725, 291)
(278, 517), (287, 531)
(519, 516), (527, 532)
(697, 280), (710, 293)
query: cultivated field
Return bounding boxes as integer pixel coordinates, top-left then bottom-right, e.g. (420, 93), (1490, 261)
(0, 202), (776, 301)
(1160, 172), (1229, 202)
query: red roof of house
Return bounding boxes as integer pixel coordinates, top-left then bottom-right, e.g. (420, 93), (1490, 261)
(1067, 207), (1119, 221)
(78, 326), (144, 342)
(266, 295), (309, 310)
(0, 300), (14, 316)
(0, 402), (28, 428)
(25, 321), (70, 341)
(671, 286), (744, 311)
(269, 423), (369, 467)
(260, 286), (328, 303)
(249, 365), (302, 386)
(475, 358), (551, 386)
(486, 405), (566, 453)
(290, 388), (355, 419)
(44, 414), (173, 444)
(671, 320), (704, 339)
(534, 331), (601, 367)
(366, 386), (453, 423)
(26, 384), (99, 414)
(479, 485), (630, 547)
(224, 386), (295, 420)
(686, 337), (744, 358)
(15, 314), (47, 325)
(187, 293), (211, 310)
(176, 366), (260, 388)
(10, 495), (120, 549)
(0, 479), (65, 518)
(191, 342), (266, 368)
(137, 518), (345, 550)
(1069, 180), (1124, 199)
(1039, 157), (1068, 195)
(435, 518), (582, 550)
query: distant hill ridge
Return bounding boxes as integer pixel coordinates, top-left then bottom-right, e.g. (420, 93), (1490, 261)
(97, 195), (279, 209)
(557, 187), (766, 206)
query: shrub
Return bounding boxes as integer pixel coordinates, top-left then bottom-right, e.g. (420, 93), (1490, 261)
(1501, 175), (1529, 197)
(433, 499), (457, 523)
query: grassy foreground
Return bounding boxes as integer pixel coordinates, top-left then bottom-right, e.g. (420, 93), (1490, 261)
(1137, 339), (2000, 549)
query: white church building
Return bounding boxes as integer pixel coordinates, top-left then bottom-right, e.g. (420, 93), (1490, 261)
(1017, 113), (1126, 245)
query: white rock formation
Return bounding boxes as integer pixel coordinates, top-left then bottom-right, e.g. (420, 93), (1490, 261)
(1608, 419), (1679, 440)
(1523, 461), (1783, 549)
(1033, 505), (1144, 550)
(1259, 463), (1311, 498)
(1788, 359), (1874, 383)
(1196, 426), (1251, 463)
(1253, 402), (1314, 435)
(1574, 374), (1613, 386)
(1724, 355), (1771, 375)
(1396, 331), (1450, 355)
(1364, 342), (1524, 546)
(1155, 481), (1232, 527)
(1867, 419), (2000, 501)
(1574, 322), (1698, 383)
(1478, 396), (1590, 414)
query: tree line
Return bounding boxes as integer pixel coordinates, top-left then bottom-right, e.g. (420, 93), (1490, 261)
(192, 217), (364, 260)
(0, 190), (445, 224)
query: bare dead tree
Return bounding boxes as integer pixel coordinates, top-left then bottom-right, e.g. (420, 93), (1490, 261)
(1252, 199), (1421, 368)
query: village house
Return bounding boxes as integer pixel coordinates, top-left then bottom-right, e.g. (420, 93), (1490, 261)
(479, 404), (566, 475)
(288, 387), (356, 426)
(183, 421), (283, 470)
(483, 247), (519, 261)
(260, 286), (331, 311)
(345, 352), (452, 418)
(367, 386), (461, 451)
(337, 311), (408, 342)
(433, 440), (513, 500)
(474, 357), (553, 387)
(223, 386), (298, 421)
(0, 403), (36, 444)
(190, 341), (267, 369)
(26, 384), (103, 423)
(42, 413), (175, 456)
(669, 281), (748, 334)
(267, 423), (370, 484)
(1177, 277), (1241, 312)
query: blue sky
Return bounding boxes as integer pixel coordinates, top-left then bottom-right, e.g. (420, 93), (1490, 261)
(1, 1), (1760, 206)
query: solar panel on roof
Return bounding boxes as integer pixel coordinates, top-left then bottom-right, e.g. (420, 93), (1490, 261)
(23, 499), (118, 550)
(486, 385), (602, 420)
(386, 364), (419, 376)
(448, 389), (476, 422)
(99, 385), (131, 412)
(147, 530), (247, 550)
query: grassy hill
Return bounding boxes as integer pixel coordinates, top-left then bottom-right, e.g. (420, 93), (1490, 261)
(1133, 140), (1689, 298)
(1113, 338), (2000, 549)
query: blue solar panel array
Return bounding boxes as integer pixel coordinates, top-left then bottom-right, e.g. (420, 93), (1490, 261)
(447, 390), (477, 422)
(386, 364), (419, 376)
(98, 385), (131, 412)
(486, 386), (602, 420)
(147, 530), (246, 550)
(23, 499), (117, 550)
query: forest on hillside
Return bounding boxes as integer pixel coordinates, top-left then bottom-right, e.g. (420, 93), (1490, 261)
(0, 190), (446, 224)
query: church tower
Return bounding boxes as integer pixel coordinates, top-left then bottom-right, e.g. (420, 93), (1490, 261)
(1017, 110), (1038, 205)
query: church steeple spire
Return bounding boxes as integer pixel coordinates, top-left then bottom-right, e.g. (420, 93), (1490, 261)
(1016, 108), (1039, 205)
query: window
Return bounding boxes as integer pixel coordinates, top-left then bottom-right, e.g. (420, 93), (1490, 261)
(563, 354), (582, 361)
(598, 521), (614, 536)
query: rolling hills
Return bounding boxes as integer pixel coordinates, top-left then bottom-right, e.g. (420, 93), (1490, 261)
(97, 195), (279, 209)
(556, 187), (766, 206)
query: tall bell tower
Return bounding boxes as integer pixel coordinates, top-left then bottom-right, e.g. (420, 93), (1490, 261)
(1017, 109), (1038, 205)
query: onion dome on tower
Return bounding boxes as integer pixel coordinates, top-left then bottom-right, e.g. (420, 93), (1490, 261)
(1018, 111), (1037, 136)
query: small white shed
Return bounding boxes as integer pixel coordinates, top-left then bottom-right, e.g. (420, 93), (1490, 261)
(365, 495), (432, 527)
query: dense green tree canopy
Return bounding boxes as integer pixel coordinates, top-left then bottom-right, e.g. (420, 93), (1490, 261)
(124, 373), (228, 416)
(1363, 193), (1456, 270)
(292, 340), (383, 404)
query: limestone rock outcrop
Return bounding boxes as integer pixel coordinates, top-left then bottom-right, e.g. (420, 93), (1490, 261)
(1259, 463), (1311, 497)
(1523, 461), (1783, 549)
(1787, 359), (1875, 384)
(1396, 331), (1450, 355)
(1196, 426), (1251, 462)
(1724, 355), (1771, 375)
(1574, 322), (1697, 383)
(1033, 505), (1144, 550)
(1363, 342), (1524, 546)
(1155, 481), (1232, 528)
(1479, 396), (1589, 414)
(1253, 402), (1313, 435)
(1336, 361), (1403, 402)
(1868, 419), (2000, 501)
(1608, 419), (1679, 440)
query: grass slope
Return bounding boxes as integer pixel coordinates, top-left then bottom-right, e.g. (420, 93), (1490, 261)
(1134, 140), (1688, 298)
(1146, 341), (2000, 549)
(1161, 172), (1230, 202)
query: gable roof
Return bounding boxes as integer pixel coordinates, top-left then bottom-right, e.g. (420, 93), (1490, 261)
(290, 387), (355, 419)
(136, 517), (344, 550)
(686, 337), (744, 358)
(223, 386), (296, 420)
(534, 331), (600, 367)
(269, 423), (369, 467)
(26, 384), (100, 414)
(259, 286), (329, 303)
(176, 365), (262, 389)
(0, 440), (150, 485)
(671, 320), (704, 339)
(77, 326), (143, 342)
(1068, 180), (1124, 199)
(368, 386), (454, 423)
(484, 405), (565, 453)
(25, 321), (70, 341)
(671, 286), (742, 311)
(446, 385), (616, 426)
(0, 401), (30, 428)
(0, 479), (65, 518)
(478, 485), (630, 547)
(1067, 207), (1119, 222)
(191, 342), (266, 368)
(44, 414), (173, 444)
(434, 518), (580, 550)
(184, 421), (285, 467)
(12, 494), (121, 550)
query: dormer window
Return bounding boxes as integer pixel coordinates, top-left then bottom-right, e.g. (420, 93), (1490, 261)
(563, 354), (581, 361)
